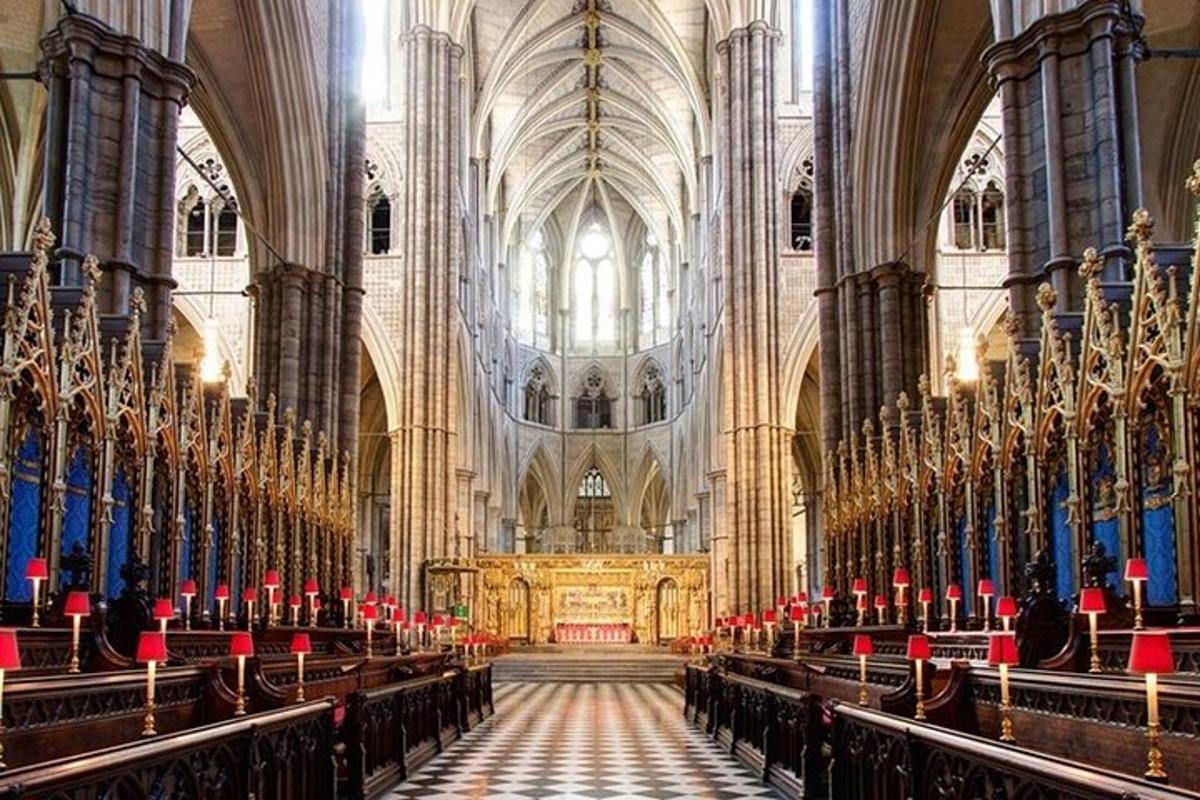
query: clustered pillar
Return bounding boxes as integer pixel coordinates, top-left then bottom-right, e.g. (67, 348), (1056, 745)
(984, 0), (1143, 336)
(39, 11), (194, 344)
(391, 25), (464, 610)
(715, 22), (792, 611)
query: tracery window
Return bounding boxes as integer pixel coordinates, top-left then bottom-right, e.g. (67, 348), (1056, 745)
(516, 230), (550, 349)
(638, 363), (667, 425)
(572, 220), (618, 352)
(578, 466), (611, 499)
(952, 189), (977, 250)
(574, 368), (613, 429)
(522, 364), (553, 426)
(177, 183), (240, 258)
(185, 203), (206, 256)
(790, 189), (813, 251)
(215, 203), (238, 256)
(638, 232), (670, 348)
(980, 181), (1006, 250)
(368, 189), (391, 254)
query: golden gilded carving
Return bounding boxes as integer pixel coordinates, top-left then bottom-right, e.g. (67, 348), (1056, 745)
(471, 554), (709, 645)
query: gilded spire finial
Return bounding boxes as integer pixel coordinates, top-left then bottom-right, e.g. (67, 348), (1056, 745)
(1079, 247), (1103, 282)
(1126, 208), (1154, 244)
(1036, 282), (1057, 313)
(1187, 160), (1200, 197)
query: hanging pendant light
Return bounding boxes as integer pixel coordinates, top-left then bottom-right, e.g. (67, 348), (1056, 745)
(956, 325), (978, 382)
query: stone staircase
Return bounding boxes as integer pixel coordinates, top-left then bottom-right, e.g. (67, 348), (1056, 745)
(491, 647), (689, 683)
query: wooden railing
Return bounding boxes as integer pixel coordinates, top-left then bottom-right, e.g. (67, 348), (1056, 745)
(830, 701), (1200, 800)
(0, 700), (337, 800)
(685, 664), (822, 798)
(343, 662), (494, 800)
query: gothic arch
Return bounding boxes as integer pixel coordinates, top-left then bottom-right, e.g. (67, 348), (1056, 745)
(564, 445), (626, 524)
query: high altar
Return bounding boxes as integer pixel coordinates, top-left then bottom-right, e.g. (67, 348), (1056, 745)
(471, 554), (709, 645)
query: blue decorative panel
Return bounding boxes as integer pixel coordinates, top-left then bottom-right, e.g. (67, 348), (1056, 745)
(1050, 471), (1074, 601)
(207, 515), (221, 613)
(62, 446), (92, 558)
(985, 504), (1001, 591)
(1093, 518), (1121, 593)
(180, 505), (194, 581)
(957, 515), (973, 602)
(106, 467), (131, 599)
(6, 429), (42, 601)
(1144, 504), (1178, 606)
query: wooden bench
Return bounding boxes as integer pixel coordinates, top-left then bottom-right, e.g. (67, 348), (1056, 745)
(0, 700), (337, 800)
(342, 660), (495, 799)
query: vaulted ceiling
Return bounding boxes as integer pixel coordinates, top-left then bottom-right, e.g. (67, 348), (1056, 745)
(469, 0), (710, 257)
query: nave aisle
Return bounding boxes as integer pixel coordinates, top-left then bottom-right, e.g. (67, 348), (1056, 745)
(387, 682), (780, 799)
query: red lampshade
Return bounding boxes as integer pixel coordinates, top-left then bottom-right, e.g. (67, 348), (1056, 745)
(918, 587), (933, 604)
(1124, 558), (1148, 582)
(892, 568), (911, 587)
(361, 604), (379, 621)
(24, 557), (47, 580)
(153, 598), (174, 620)
(996, 596), (1018, 618)
(214, 584), (230, 600)
(136, 631), (167, 663)
(978, 579), (995, 597)
(986, 632), (1019, 666)
(776, 595), (787, 607)
(290, 633), (312, 655)
(385, 595), (396, 608)
(874, 594), (887, 609)
(304, 578), (320, 595)
(394, 607), (406, 622)
(1078, 587), (1106, 615)
(339, 586), (353, 600)
(0, 629), (20, 670)
(244, 586), (258, 602)
(790, 604), (805, 621)
(229, 631), (255, 657)
(763, 610), (777, 624)
(852, 577), (868, 595)
(414, 611), (427, 624)
(852, 634), (874, 657)
(431, 613), (445, 626)
(289, 594), (301, 608)
(797, 591), (809, 603)
(741, 612), (755, 626)
(821, 586), (835, 600)
(1127, 631), (1174, 675)
(364, 592), (378, 605)
(714, 616), (724, 629)
(263, 570), (280, 588)
(64, 590), (91, 617)
(946, 584), (962, 600)
(449, 616), (460, 627)
(180, 580), (197, 597)
(906, 634), (931, 661)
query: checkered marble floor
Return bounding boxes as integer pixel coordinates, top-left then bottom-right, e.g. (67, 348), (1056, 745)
(386, 682), (782, 799)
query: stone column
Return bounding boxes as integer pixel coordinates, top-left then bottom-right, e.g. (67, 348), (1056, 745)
(985, 0), (1143, 330)
(390, 25), (463, 610)
(812, 0), (842, 455)
(715, 21), (791, 613)
(39, 11), (194, 340)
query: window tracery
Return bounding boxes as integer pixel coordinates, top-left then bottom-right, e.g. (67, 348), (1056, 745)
(638, 362), (667, 425)
(574, 367), (613, 429)
(572, 219), (618, 353)
(522, 363), (554, 426)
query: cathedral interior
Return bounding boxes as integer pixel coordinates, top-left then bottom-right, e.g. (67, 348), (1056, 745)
(0, 0), (1199, 798)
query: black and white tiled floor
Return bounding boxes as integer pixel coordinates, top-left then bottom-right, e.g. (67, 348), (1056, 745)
(386, 682), (782, 799)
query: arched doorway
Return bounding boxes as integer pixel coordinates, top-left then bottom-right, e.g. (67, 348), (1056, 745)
(508, 577), (531, 641)
(656, 577), (679, 643)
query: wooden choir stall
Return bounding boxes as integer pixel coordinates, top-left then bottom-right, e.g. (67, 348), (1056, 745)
(0, 223), (494, 800)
